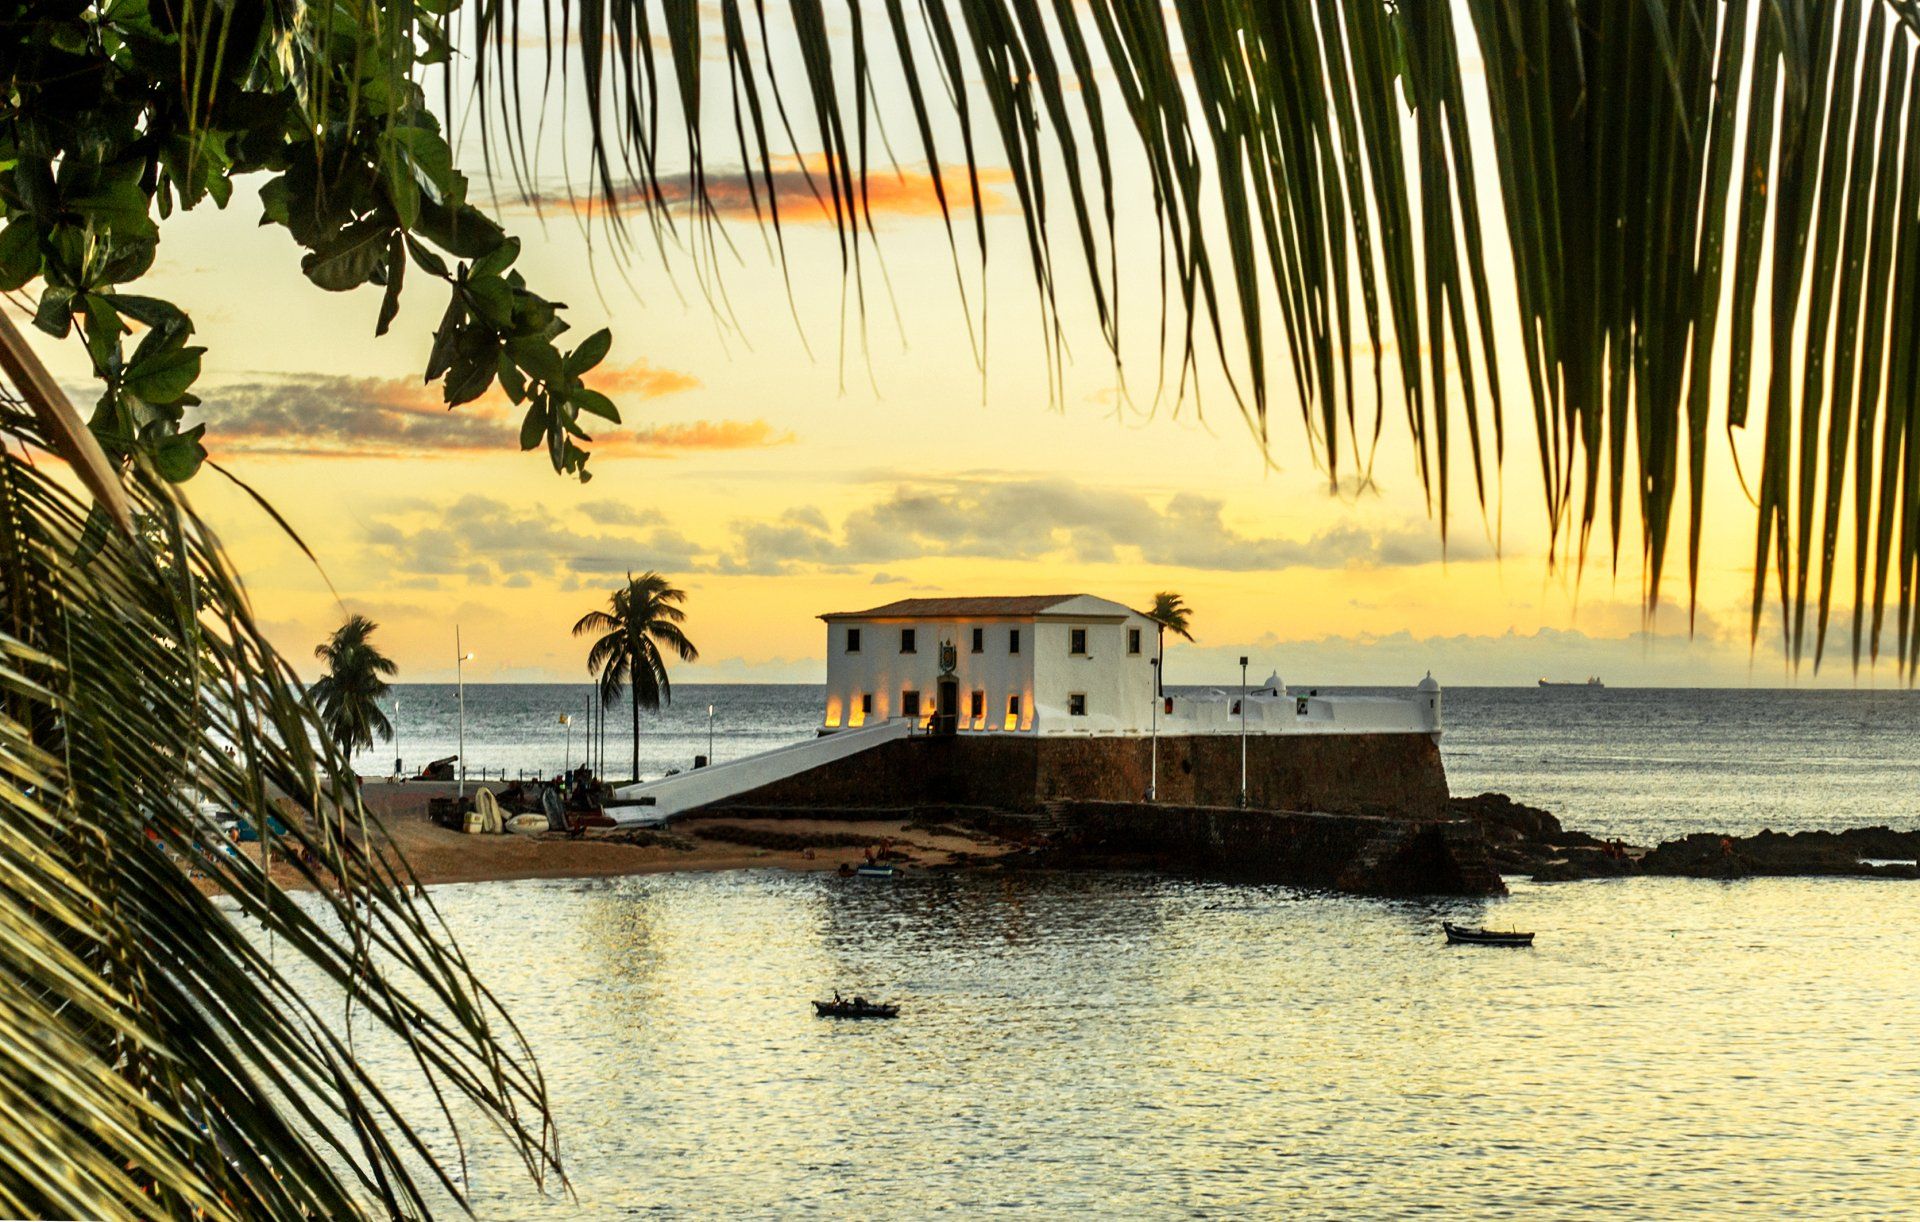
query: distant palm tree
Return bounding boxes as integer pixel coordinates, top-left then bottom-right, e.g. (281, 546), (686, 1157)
(310, 615), (397, 762)
(574, 573), (701, 783)
(1147, 592), (1195, 697)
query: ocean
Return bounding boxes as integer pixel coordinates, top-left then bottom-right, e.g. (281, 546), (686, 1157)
(362, 683), (1920, 842)
(294, 684), (1920, 1217)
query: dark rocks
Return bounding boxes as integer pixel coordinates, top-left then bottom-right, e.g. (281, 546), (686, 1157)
(1449, 793), (1920, 882)
(1448, 792), (1563, 843)
(1638, 828), (1920, 879)
(1447, 792), (1634, 880)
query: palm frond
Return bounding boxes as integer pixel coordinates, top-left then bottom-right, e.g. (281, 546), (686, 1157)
(444, 0), (1920, 674)
(0, 396), (563, 1215)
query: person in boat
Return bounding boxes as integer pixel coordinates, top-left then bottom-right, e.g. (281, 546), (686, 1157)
(852, 996), (867, 1009)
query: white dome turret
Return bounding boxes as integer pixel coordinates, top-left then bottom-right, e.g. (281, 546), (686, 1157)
(1263, 670), (1285, 694)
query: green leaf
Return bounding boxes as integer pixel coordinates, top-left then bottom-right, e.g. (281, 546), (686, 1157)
(0, 220), (42, 291)
(300, 217), (396, 292)
(376, 233), (406, 336)
(565, 328), (612, 376)
(123, 346), (204, 405)
(518, 401), (548, 449)
(471, 235), (520, 280)
(33, 284), (75, 337)
(573, 387), (620, 423)
(150, 424), (207, 481)
(405, 235), (450, 278)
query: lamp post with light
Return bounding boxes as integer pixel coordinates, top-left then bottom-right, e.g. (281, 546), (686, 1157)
(393, 693), (402, 779)
(456, 629), (475, 801)
(1238, 655), (1249, 808)
(707, 703), (715, 766)
(1148, 658), (1160, 802)
(559, 713), (573, 776)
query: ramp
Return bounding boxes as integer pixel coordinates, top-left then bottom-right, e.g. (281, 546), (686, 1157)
(608, 719), (912, 826)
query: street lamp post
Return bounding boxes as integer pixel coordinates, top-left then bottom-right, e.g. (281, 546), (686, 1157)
(1148, 658), (1160, 802)
(707, 703), (715, 765)
(456, 629), (475, 801)
(560, 713), (573, 776)
(1238, 655), (1249, 808)
(393, 693), (402, 779)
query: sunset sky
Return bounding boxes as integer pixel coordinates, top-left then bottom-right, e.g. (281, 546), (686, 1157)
(20, 11), (1902, 690)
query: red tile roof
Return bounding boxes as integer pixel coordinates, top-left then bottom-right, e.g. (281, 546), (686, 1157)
(821, 595), (1088, 620)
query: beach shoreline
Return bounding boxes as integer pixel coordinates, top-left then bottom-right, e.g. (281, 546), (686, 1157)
(224, 779), (1025, 893)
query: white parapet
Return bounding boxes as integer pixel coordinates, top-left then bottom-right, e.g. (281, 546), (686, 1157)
(608, 718), (911, 826)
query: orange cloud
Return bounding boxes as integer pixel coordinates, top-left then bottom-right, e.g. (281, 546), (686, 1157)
(516, 154), (1015, 225)
(595, 360), (702, 398)
(599, 419), (796, 456)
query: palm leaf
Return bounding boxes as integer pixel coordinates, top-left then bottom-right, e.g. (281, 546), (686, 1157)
(438, 0), (1920, 674)
(0, 387), (562, 1216)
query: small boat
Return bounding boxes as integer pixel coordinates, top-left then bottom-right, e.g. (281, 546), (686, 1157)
(812, 998), (899, 1019)
(1443, 921), (1535, 947)
(854, 864), (896, 878)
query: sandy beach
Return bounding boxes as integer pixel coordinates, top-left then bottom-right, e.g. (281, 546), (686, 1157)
(222, 780), (1022, 893)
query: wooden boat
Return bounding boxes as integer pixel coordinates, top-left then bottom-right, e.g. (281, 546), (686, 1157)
(1443, 921), (1535, 947)
(854, 864), (896, 878)
(812, 998), (899, 1019)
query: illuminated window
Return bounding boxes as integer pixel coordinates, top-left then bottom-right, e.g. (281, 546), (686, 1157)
(1068, 693), (1088, 716)
(901, 628), (917, 654)
(970, 690), (985, 718)
(1009, 628), (1021, 654)
(971, 627), (984, 653)
(1127, 628), (1142, 655)
(902, 691), (921, 718)
(847, 627), (862, 653)
(1070, 628), (1088, 655)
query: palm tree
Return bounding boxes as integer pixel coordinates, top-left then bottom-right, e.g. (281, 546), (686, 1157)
(310, 616), (397, 763)
(1147, 593), (1196, 697)
(573, 573), (701, 784)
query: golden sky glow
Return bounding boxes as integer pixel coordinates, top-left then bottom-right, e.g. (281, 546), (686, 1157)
(18, 13), (1905, 690)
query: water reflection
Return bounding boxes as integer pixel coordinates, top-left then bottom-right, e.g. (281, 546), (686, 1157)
(320, 871), (1920, 1217)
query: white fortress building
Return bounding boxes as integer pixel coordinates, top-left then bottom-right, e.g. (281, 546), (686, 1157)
(819, 594), (1441, 739)
(615, 593), (1447, 824)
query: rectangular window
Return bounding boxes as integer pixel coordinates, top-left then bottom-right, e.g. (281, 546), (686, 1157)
(847, 627), (862, 653)
(862, 693), (874, 714)
(970, 690), (985, 718)
(901, 628), (917, 654)
(1128, 627), (1142, 655)
(971, 627), (984, 653)
(1070, 627), (1088, 655)
(902, 690), (921, 718)
(1068, 693), (1088, 716)
(1009, 628), (1021, 654)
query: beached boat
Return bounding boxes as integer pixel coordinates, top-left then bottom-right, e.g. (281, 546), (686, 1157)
(855, 864), (897, 878)
(813, 998), (899, 1019)
(1443, 921), (1535, 947)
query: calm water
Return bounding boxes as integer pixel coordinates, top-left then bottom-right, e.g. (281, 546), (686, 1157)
(290, 686), (1920, 1216)
(319, 870), (1920, 1217)
(368, 683), (1920, 841)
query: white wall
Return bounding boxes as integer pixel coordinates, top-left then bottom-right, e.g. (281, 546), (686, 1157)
(820, 600), (1442, 740)
(823, 617), (1038, 732)
(1031, 612), (1158, 733)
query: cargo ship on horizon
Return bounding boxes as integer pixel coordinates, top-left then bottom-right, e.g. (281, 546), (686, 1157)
(1538, 677), (1605, 688)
